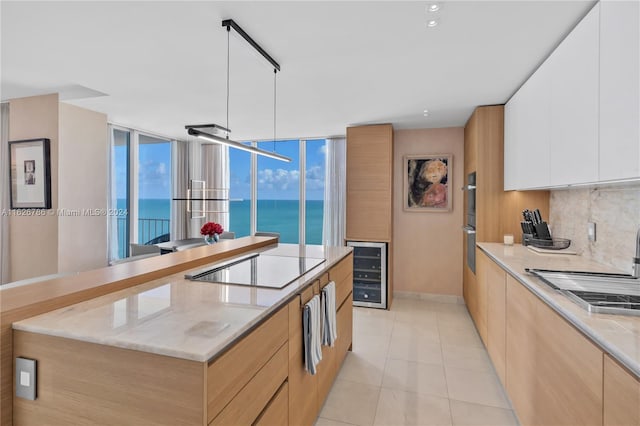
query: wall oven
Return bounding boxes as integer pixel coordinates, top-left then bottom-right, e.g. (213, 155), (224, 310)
(462, 172), (476, 273)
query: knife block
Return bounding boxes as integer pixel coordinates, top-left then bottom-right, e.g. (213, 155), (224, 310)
(522, 233), (534, 246)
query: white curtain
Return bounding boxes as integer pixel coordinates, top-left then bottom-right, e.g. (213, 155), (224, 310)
(107, 126), (120, 262)
(171, 140), (190, 240)
(183, 140), (229, 237)
(322, 137), (347, 246)
(0, 103), (10, 283)
(201, 143), (229, 231)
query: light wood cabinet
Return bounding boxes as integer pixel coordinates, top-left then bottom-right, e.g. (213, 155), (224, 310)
(288, 260), (354, 426)
(505, 274), (539, 426)
(604, 354), (640, 426)
(485, 254), (506, 386)
(346, 124), (393, 242)
(475, 249), (506, 386)
(599, 0), (640, 181)
(210, 342), (288, 425)
(535, 301), (603, 426)
(287, 286), (318, 426)
(255, 382), (289, 426)
(473, 248), (488, 345)
(207, 308), (288, 423)
(12, 253), (354, 426)
(505, 271), (604, 426)
(346, 124), (393, 307)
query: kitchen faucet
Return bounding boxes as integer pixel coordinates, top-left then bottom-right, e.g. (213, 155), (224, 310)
(634, 228), (640, 278)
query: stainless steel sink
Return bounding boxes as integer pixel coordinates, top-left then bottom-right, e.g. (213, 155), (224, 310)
(526, 268), (640, 316)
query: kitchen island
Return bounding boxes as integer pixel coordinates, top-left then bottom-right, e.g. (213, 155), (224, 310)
(9, 242), (353, 426)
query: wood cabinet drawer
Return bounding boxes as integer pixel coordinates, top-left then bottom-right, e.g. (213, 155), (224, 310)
(319, 273), (330, 288)
(317, 338), (337, 409)
(330, 255), (353, 307)
(329, 255), (353, 287)
(336, 292), (353, 367)
(210, 343), (288, 425)
(604, 354), (640, 425)
(288, 295), (318, 426)
(535, 301), (603, 426)
(207, 307), (288, 423)
(254, 381), (289, 426)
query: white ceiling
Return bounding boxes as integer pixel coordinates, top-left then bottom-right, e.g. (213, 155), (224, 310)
(1, 1), (595, 141)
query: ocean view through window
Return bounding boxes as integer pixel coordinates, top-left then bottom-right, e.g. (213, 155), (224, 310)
(229, 139), (325, 244)
(110, 127), (173, 260)
(112, 134), (326, 258)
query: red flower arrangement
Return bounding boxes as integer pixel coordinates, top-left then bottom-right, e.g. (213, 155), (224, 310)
(200, 221), (224, 236)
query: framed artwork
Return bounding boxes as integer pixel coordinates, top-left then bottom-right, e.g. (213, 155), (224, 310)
(404, 154), (452, 212)
(9, 138), (52, 209)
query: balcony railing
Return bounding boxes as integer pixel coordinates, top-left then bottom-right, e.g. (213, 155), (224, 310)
(116, 217), (170, 259)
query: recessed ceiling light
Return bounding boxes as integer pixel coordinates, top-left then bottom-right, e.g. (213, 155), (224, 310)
(426, 19), (439, 28)
(426, 3), (441, 13)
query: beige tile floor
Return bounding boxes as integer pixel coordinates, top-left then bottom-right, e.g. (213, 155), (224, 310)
(315, 298), (520, 426)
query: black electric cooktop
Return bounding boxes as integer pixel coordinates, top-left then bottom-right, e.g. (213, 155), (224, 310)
(185, 253), (326, 289)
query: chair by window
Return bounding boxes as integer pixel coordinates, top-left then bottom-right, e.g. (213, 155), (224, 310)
(130, 243), (161, 257)
(254, 232), (280, 238)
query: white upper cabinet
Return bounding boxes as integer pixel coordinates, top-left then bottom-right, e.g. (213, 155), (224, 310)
(548, 3), (600, 186)
(504, 91), (521, 190)
(505, 59), (552, 190)
(599, 0), (640, 181)
(505, 1), (640, 190)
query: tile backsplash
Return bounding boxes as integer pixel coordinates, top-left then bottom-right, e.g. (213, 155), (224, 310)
(549, 184), (640, 273)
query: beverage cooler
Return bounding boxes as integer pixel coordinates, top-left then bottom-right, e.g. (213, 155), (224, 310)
(346, 241), (387, 309)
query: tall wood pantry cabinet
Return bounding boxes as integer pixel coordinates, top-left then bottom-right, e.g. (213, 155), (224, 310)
(463, 105), (549, 325)
(346, 124), (394, 309)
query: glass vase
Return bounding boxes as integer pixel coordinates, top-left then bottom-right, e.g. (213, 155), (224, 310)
(204, 233), (219, 245)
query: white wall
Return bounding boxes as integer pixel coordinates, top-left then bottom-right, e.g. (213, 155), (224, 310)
(7, 95), (109, 281)
(9, 94), (59, 281)
(58, 103), (108, 273)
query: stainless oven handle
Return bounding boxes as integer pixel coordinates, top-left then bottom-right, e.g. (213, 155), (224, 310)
(461, 184), (476, 191)
(462, 226), (476, 234)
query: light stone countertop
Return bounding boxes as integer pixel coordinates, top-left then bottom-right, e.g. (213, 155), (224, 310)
(12, 244), (352, 363)
(478, 242), (640, 378)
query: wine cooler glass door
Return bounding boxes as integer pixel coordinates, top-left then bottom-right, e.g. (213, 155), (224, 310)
(347, 241), (387, 309)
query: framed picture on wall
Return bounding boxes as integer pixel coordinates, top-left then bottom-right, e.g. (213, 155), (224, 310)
(9, 138), (52, 209)
(403, 154), (452, 212)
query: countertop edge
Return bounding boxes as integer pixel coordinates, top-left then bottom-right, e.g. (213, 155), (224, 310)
(12, 246), (354, 364)
(202, 248), (354, 364)
(477, 243), (640, 379)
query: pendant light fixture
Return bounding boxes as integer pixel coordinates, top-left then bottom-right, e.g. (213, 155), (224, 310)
(186, 19), (291, 163)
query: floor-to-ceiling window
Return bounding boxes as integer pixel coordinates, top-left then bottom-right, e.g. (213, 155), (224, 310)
(256, 140), (300, 243)
(229, 147), (252, 238)
(137, 134), (171, 244)
(305, 139), (326, 244)
(109, 126), (173, 260)
(225, 138), (329, 245)
(112, 128), (130, 259)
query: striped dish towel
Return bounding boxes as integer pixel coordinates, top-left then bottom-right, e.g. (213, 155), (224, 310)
(303, 294), (323, 375)
(321, 281), (338, 346)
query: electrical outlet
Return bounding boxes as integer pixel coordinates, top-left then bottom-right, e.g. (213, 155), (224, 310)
(15, 357), (36, 400)
(588, 222), (596, 242)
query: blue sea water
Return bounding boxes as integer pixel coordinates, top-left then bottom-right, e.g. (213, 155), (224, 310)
(116, 199), (324, 256)
(230, 200), (324, 244)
